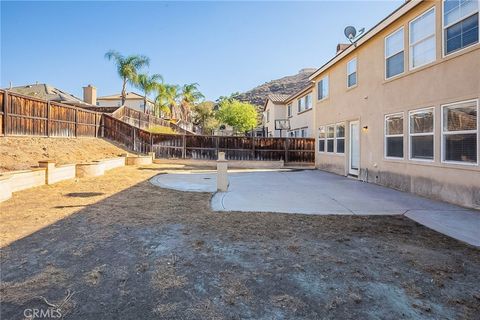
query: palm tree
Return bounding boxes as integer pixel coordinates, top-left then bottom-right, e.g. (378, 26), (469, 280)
(180, 83), (204, 122)
(155, 84), (180, 119)
(104, 50), (150, 105)
(134, 73), (163, 113)
(153, 83), (171, 118)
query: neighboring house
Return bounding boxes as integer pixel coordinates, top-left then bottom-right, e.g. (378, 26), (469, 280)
(285, 85), (314, 138)
(263, 94), (290, 137)
(96, 92), (155, 113)
(262, 87), (315, 138)
(9, 83), (87, 106)
(309, 0), (479, 208)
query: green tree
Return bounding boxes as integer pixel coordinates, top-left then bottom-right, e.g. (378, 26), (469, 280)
(192, 101), (218, 134)
(134, 73), (163, 113)
(180, 83), (204, 122)
(215, 99), (258, 133)
(104, 50), (150, 105)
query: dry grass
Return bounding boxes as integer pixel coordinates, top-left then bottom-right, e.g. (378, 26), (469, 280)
(0, 136), (129, 172)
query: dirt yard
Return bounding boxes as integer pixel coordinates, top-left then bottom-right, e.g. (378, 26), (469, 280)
(0, 137), (130, 172)
(1, 164), (479, 319)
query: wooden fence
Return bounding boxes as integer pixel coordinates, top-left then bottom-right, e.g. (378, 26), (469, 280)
(0, 90), (102, 137)
(111, 106), (192, 134)
(103, 115), (315, 163)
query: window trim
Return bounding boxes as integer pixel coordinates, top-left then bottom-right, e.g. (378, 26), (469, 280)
(346, 58), (357, 89)
(442, 0), (480, 57)
(385, 26), (405, 80)
(441, 98), (479, 166)
(409, 7), (436, 70)
(317, 75), (329, 101)
(326, 124), (335, 153)
(408, 107), (435, 162)
(335, 122), (346, 155)
(384, 112), (405, 160)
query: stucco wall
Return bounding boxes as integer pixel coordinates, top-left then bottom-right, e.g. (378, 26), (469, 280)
(286, 90), (314, 137)
(311, 0), (480, 208)
(264, 101), (287, 137)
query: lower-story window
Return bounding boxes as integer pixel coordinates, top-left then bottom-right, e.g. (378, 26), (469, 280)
(442, 99), (478, 164)
(385, 113), (404, 158)
(335, 123), (345, 154)
(409, 108), (434, 160)
(326, 125), (335, 153)
(318, 126), (325, 152)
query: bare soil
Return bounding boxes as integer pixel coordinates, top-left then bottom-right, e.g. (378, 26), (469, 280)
(0, 137), (129, 172)
(1, 164), (479, 319)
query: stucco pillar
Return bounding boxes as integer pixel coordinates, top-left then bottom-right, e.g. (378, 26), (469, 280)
(148, 152), (156, 160)
(38, 160), (56, 184)
(217, 152), (228, 192)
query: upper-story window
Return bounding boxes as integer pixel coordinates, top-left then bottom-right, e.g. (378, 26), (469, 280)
(317, 76), (329, 101)
(305, 94), (312, 109)
(443, 0), (479, 55)
(287, 104), (292, 117)
(298, 98), (304, 112)
(385, 27), (405, 79)
(347, 58), (357, 88)
(410, 7), (436, 69)
(266, 110), (270, 123)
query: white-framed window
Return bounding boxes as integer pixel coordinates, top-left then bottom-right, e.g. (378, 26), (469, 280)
(298, 98), (304, 112)
(409, 108), (435, 161)
(442, 99), (478, 164)
(335, 123), (345, 154)
(385, 27), (405, 79)
(317, 76), (329, 101)
(410, 7), (436, 69)
(318, 126), (326, 152)
(287, 104), (292, 117)
(266, 110), (270, 123)
(305, 94), (312, 110)
(347, 58), (357, 88)
(326, 125), (335, 153)
(385, 113), (404, 159)
(443, 0), (479, 55)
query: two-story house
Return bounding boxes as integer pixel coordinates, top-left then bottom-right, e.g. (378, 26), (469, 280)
(310, 0), (479, 208)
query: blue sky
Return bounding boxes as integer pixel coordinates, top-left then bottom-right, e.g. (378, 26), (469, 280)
(1, 1), (402, 101)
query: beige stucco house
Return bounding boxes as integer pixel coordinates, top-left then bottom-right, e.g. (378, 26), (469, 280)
(263, 94), (290, 137)
(263, 88), (315, 138)
(310, 0), (479, 208)
(97, 92), (155, 113)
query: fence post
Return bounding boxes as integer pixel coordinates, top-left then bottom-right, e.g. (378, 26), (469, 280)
(3, 91), (8, 136)
(46, 100), (50, 137)
(150, 132), (153, 153)
(252, 134), (256, 160)
(94, 113), (97, 138)
(74, 108), (78, 137)
(133, 127), (136, 151)
(182, 133), (186, 159)
(284, 137), (289, 163)
(215, 136), (220, 159)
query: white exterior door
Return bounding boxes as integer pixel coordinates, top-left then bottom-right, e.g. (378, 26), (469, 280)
(349, 121), (360, 176)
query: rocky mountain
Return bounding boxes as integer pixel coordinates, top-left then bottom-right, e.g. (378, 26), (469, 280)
(235, 68), (316, 107)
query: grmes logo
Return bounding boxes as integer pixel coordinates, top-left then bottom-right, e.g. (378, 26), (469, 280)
(24, 289), (77, 319)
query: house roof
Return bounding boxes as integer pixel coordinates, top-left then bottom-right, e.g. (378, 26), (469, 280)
(263, 94), (291, 111)
(8, 83), (84, 103)
(309, 0), (420, 81)
(98, 91), (154, 104)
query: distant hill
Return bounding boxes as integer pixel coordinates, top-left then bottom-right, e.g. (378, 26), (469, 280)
(235, 68), (316, 107)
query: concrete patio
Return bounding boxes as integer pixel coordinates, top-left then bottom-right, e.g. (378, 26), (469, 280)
(150, 169), (480, 247)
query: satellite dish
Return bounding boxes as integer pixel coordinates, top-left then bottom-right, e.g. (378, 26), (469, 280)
(344, 26), (357, 41)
